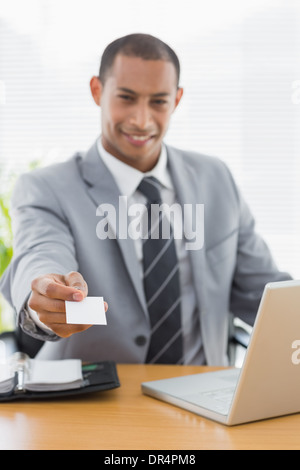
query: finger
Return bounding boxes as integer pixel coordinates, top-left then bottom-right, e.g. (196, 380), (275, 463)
(29, 292), (66, 315)
(31, 275), (86, 302)
(36, 302), (109, 325)
(65, 271), (88, 300)
(50, 323), (92, 338)
(37, 310), (67, 325)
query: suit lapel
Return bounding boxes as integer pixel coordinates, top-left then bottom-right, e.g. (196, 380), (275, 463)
(167, 145), (207, 299)
(78, 141), (147, 315)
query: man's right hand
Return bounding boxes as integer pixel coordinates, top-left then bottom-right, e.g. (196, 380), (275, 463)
(28, 271), (107, 338)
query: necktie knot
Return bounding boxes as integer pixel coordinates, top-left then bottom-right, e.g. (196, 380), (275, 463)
(138, 177), (162, 204)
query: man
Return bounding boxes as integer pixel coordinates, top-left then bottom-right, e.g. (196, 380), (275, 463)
(0, 33), (291, 365)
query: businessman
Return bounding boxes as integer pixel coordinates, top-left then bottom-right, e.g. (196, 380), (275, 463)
(0, 33), (291, 365)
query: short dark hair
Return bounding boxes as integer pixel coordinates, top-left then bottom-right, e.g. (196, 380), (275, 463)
(99, 33), (180, 87)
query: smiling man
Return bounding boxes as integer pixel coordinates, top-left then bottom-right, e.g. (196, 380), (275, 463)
(90, 42), (183, 172)
(0, 33), (291, 365)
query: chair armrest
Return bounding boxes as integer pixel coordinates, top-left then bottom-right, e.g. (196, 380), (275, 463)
(0, 328), (44, 358)
(232, 326), (250, 349)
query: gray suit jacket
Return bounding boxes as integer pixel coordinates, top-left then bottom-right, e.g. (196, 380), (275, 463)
(0, 140), (291, 365)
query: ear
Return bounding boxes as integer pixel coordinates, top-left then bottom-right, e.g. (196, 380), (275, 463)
(173, 87), (183, 112)
(90, 76), (103, 107)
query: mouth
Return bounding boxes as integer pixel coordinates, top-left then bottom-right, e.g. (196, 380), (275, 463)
(121, 131), (155, 147)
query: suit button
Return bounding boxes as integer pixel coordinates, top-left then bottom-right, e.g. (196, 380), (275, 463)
(135, 335), (147, 346)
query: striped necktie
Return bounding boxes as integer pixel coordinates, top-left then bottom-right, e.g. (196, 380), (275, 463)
(138, 176), (183, 364)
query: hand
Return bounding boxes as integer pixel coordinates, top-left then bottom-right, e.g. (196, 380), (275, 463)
(28, 271), (108, 338)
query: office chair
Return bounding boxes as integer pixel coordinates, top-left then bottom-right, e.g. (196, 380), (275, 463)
(228, 315), (251, 366)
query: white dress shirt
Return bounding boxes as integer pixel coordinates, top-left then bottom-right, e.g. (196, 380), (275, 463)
(97, 138), (205, 364)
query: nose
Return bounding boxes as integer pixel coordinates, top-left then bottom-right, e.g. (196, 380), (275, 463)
(129, 102), (153, 130)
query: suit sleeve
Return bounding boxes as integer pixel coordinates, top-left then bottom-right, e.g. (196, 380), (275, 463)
(0, 171), (79, 340)
(229, 175), (292, 325)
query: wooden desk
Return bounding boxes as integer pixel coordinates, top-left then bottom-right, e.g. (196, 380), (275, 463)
(0, 364), (299, 450)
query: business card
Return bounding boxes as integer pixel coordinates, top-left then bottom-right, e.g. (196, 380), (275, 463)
(66, 296), (107, 325)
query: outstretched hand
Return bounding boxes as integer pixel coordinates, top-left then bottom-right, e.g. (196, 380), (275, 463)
(28, 271), (108, 337)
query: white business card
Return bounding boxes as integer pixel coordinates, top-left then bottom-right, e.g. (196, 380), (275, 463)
(65, 296), (107, 325)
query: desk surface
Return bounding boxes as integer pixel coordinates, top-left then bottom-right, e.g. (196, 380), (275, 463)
(0, 364), (299, 450)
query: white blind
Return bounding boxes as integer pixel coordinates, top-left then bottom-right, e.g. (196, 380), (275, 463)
(0, 0), (300, 278)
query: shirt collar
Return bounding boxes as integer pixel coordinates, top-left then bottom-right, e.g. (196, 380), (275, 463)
(96, 137), (173, 197)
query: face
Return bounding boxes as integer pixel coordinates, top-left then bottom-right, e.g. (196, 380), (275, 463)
(90, 54), (183, 172)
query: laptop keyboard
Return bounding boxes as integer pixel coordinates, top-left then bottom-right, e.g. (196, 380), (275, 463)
(200, 387), (235, 404)
(183, 386), (236, 414)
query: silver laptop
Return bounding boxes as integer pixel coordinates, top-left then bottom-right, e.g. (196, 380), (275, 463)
(141, 280), (300, 425)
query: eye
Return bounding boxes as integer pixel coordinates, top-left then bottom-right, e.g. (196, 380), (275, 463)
(152, 99), (168, 106)
(118, 94), (134, 101)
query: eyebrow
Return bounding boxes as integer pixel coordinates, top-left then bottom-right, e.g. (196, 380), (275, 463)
(117, 87), (171, 97)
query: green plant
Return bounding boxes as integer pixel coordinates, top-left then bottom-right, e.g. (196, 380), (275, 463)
(0, 192), (13, 277)
(0, 165), (16, 331)
(0, 161), (40, 332)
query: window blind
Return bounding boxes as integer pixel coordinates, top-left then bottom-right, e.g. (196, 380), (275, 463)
(0, 0), (299, 280)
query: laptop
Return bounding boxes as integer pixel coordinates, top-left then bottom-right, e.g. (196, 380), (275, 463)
(141, 280), (300, 425)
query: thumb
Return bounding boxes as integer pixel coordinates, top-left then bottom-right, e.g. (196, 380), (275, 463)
(65, 271), (88, 301)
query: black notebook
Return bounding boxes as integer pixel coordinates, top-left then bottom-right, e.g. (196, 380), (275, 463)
(0, 352), (120, 401)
